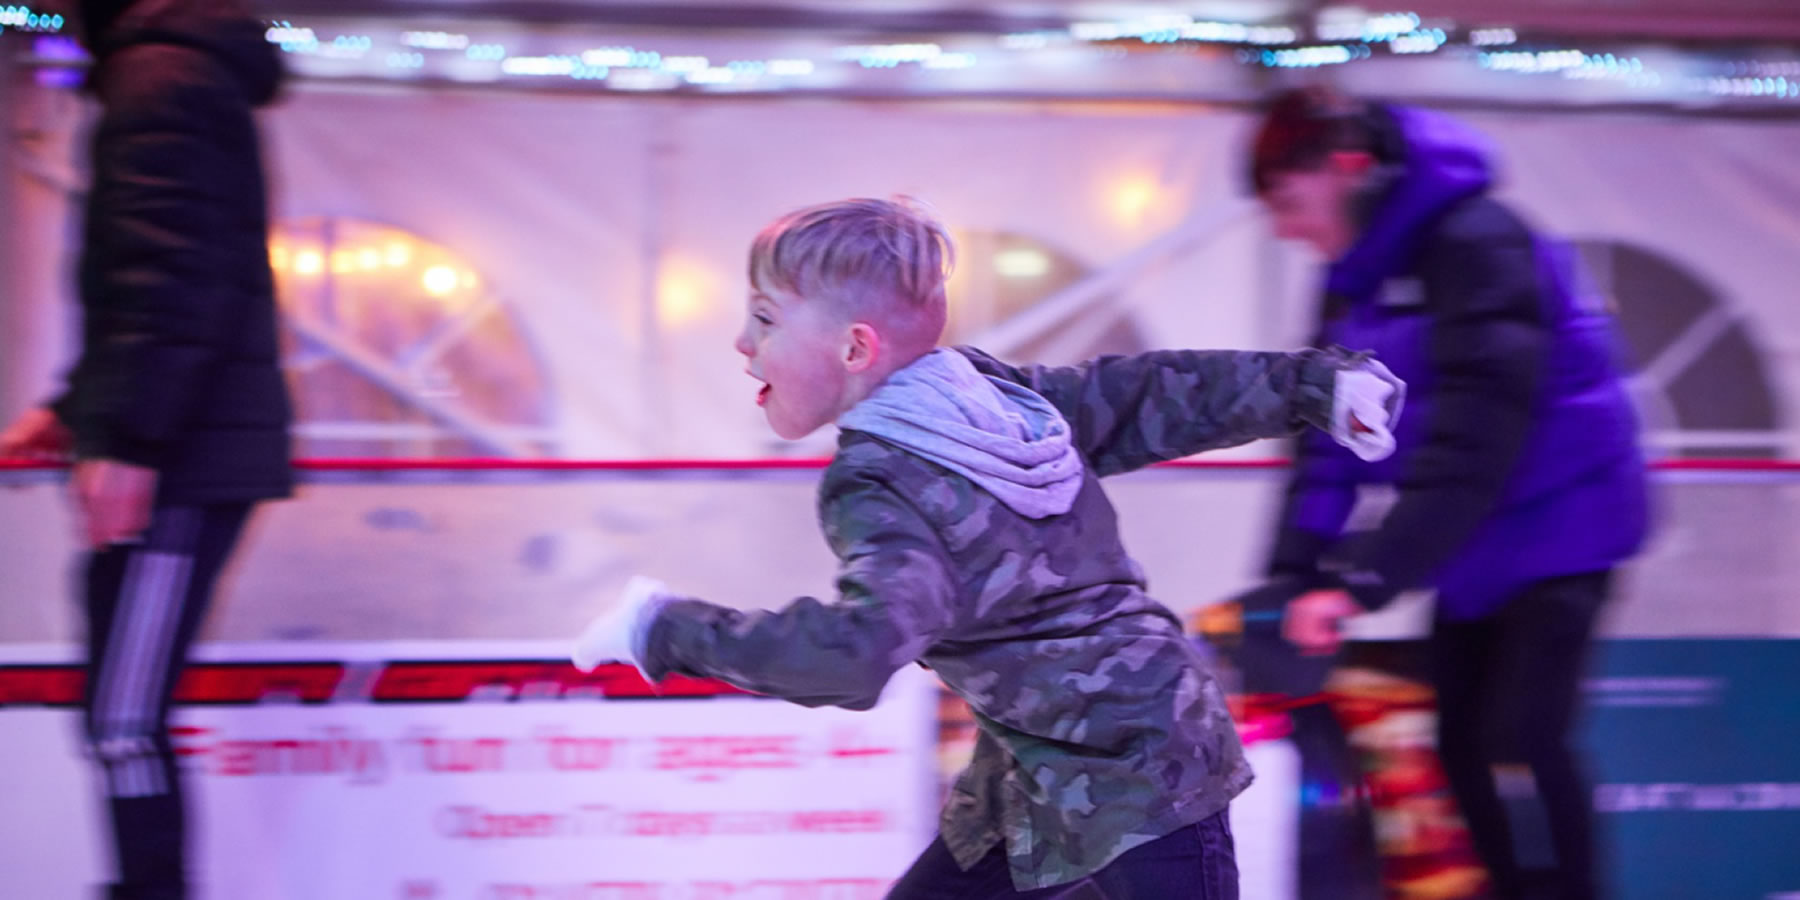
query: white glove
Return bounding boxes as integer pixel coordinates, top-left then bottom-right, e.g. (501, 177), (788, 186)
(1330, 360), (1406, 462)
(572, 575), (674, 678)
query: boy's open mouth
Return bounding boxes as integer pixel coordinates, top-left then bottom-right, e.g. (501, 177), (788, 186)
(757, 383), (771, 407)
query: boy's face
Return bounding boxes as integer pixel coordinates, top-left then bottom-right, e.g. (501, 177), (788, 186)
(735, 287), (853, 440)
(1259, 153), (1367, 259)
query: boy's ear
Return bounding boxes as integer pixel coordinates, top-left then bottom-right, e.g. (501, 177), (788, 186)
(844, 322), (881, 374)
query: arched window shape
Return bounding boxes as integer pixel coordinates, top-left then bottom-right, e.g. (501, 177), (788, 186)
(270, 218), (557, 458)
(943, 230), (1149, 360)
(1573, 241), (1783, 459)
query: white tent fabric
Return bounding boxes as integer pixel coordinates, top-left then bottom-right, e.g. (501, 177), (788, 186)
(258, 85), (1275, 457)
(3, 81), (1798, 646)
(255, 87), (1800, 458)
(7, 84), (1798, 457)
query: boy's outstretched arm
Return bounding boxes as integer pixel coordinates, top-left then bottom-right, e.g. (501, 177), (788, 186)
(957, 345), (1387, 477)
(598, 468), (959, 711)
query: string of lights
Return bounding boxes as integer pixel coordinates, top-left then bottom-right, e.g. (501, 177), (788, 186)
(6, 6), (1799, 107)
(0, 4), (62, 32)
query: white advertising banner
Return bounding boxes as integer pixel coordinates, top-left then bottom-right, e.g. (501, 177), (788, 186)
(0, 642), (940, 900)
(0, 638), (1300, 899)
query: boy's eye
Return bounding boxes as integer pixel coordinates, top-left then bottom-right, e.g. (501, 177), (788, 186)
(753, 313), (774, 326)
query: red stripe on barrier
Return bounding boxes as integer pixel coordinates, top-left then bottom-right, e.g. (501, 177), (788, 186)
(367, 660), (750, 702)
(0, 660), (750, 707)
(298, 457), (838, 472)
(0, 665), (85, 705)
(294, 457), (1296, 472)
(174, 663), (347, 704)
(1641, 458), (1800, 471)
(2, 457), (1796, 472)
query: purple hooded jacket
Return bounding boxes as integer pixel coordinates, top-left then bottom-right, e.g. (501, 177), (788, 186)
(1269, 105), (1649, 620)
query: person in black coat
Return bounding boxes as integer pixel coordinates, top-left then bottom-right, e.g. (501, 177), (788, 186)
(0, 1), (290, 896)
(1245, 88), (1648, 900)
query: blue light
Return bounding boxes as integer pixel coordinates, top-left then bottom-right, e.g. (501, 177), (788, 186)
(38, 65), (84, 88)
(1299, 776), (1344, 807)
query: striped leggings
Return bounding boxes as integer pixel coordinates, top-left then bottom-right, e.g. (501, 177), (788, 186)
(83, 503), (252, 900)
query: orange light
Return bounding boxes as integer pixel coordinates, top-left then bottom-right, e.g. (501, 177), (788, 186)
(422, 265), (459, 296)
(994, 247), (1050, 278)
(293, 250), (324, 276)
(657, 255), (719, 328)
(1108, 173), (1160, 228)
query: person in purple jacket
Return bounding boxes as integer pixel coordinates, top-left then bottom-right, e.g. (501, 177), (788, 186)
(1245, 87), (1649, 900)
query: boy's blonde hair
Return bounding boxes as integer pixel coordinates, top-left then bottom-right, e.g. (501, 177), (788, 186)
(748, 196), (954, 350)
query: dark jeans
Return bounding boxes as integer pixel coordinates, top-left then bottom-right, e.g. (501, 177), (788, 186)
(1431, 570), (1612, 900)
(888, 811), (1237, 900)
(82, 504), (253, 900)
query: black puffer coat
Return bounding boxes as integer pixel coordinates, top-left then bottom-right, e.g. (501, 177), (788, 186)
(56, 0), (292, 502)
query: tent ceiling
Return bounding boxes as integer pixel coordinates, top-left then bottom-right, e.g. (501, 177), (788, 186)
(258, 0), (1800, 42)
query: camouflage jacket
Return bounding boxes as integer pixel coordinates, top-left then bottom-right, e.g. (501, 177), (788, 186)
(642, 345), (1350, 889)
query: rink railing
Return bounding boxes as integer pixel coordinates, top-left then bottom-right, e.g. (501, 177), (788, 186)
(2, 456), (1794, 714)
(4, 456), (1797, 481)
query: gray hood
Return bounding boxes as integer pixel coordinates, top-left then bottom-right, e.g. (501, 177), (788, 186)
(838, 349), (1083, 519)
